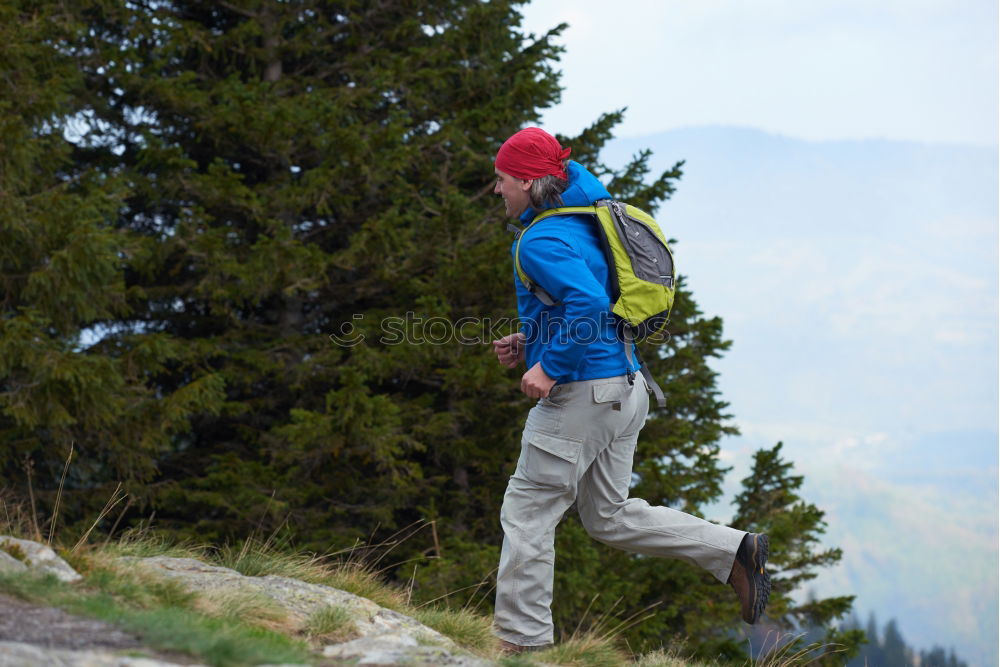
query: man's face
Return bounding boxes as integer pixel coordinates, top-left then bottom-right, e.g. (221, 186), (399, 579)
(494, 168), (532, 218)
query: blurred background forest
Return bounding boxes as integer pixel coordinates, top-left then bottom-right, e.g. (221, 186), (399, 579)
(0, 1), (977, 664)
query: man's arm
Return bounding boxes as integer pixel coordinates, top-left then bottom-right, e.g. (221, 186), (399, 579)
(520, 361), (556, 398)
(519, 234), (609, 381)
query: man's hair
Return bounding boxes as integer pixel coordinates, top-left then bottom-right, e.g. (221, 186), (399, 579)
(528, 169), (569, 211)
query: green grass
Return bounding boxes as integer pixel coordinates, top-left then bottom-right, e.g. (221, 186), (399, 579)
(487, 632), (722, 667)
(6, 479), (730, 665)
(304, 604), (357, 643)
(413, 605), (497, 654)
(313, 560), (409, 611)
(0, 568), (65, 601)
(212, 536), (409, 613)
(194, 587), (294, 633)
(215, 537), (321, 579)
(532, 632), (630, 667)
(210, 536), (500, 653)
(83, 562), (197, 609)
(0, 568), (312, 666)
(90, 604), (309, 666)
(746, 634), (847, 667)
(0, 524), (767, 667)
(97, 527), (208, 561)
(634, 647), (713, 667)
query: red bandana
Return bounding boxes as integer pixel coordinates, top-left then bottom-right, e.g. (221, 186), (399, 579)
(495, 127), (572, 181)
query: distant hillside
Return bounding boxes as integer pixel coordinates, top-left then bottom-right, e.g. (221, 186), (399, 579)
(602, 127), (999, 667)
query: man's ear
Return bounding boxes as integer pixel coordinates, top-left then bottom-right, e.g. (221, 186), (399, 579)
(520, 179), (533, 191)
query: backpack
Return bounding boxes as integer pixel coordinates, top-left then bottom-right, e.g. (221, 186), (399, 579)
(510, 199), (675, 407)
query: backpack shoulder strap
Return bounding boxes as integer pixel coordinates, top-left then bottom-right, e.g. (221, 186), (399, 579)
(531, 205), (601, 221)
(513, 206), (600, 306)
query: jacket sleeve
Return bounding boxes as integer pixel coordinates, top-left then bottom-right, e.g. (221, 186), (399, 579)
(518, 233), (609, 381)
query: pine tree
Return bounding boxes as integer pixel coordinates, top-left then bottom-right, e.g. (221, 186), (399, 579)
(732, 443), (863, 662)
(35, 0), (570, 545)
(851, 613), (886, 667)
(0, 0), (202, 526)
(946, 647), (967, 667)
(846, 612), (970, 667)
(2, 1), (857, 661)
(847, 615), (908, 667)
(882, 619), (910, 667)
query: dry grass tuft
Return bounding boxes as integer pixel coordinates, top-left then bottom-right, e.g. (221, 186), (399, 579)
(532, 631), (630, 667)
(633, 646), (712, 667)
(194, 588), (296, 634)
(304, 605), (358, 644)
(413, 605), (498, 655)
(211, 534), (410, 614)
(316, 559), (408, 612)
(95, 527), (207, 561)
(749, 633), (847, 667)
(0, 492), (37, 542)
(79, 555), (198, 609)
(215, 537), (325, 580)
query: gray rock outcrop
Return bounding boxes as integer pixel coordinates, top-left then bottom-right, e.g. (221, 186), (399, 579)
(117, 556), (453, 647)
(0, 539), (494, 666)
(0, 536), (82, 582)
(324, 633), (492, 666)
(0, 551), (28, 576)
(0, 640), (202, 667)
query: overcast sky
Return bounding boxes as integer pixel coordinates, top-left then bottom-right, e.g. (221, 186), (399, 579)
(520, 0), (999, 146)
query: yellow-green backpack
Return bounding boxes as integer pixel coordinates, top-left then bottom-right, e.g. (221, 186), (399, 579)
(512, 200), (675, 407)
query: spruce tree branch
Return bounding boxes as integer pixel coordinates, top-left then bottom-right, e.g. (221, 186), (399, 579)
(217, 1), (258, 20)
(468, 181), (495, 203)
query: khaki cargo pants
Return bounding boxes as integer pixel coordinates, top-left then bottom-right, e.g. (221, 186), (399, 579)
(494, 374), (745, 647)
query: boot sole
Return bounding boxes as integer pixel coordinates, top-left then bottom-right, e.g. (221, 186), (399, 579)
(748, 534), (771, 624)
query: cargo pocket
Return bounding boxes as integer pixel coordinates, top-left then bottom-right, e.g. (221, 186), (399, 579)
(525, 399), (561, 434)
(521, 429), (582, 489)
(590, 382), (635, 438)
(592, 383), (626, 406)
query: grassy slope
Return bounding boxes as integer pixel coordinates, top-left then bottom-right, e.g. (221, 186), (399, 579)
(0, 529), (843, 666)
(1, 529), (708, 667)
(0, 506), (824, 667)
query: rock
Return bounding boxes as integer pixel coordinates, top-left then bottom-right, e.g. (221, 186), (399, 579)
(118, 556), (454, 646)
(0, 536), (81, 582)
(323, 633), (493, 666)
(0, 640), (202, 666)
(0, 593), (145, 651)
(0, 542), (502, 666)
(0, 552), (28, 576)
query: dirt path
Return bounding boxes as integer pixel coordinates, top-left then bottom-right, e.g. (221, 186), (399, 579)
(0, 593), (208, 665)
(0, 593), (145, 651)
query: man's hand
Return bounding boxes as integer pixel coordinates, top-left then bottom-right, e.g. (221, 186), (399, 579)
(492, 332), (525, 369)
(521, 361), (557, 399)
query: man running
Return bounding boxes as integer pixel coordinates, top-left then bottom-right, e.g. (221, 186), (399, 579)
(490, 127), (771, 653)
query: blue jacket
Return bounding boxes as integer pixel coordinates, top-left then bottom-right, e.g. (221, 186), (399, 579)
(512, 161), (640, 383)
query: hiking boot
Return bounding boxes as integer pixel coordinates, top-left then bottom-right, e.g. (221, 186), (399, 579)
(728, 532), (771, 624)
(498, 639), (548, 655)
